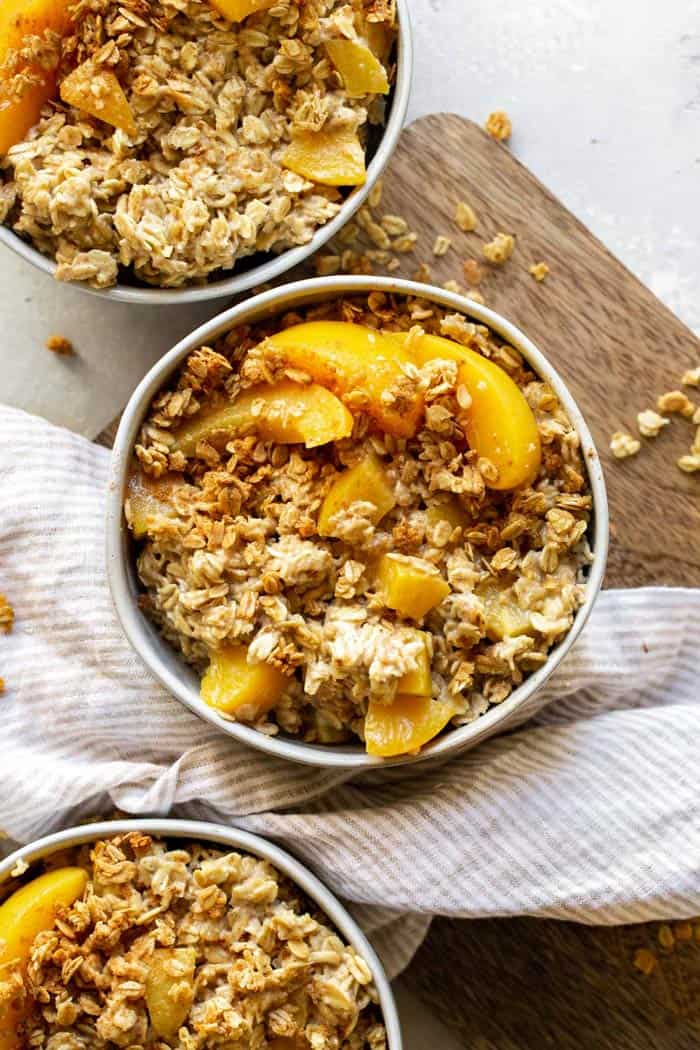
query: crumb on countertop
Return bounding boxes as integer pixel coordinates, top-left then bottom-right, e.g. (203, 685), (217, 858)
(432, 235), (452, 257)
(455, 201), (478, 232)
(45, 335), (74, 355)
(637, 410), (670, 438)
(657, 390), (695, 418)
(482, 232), (515, 265)
(682, 367), (700, 388)
(485, 110), (512, 142)
(610, 431), (641, 459)
(0, 594), (14, 633)
(463, 259), (483, 285)
(529, 262), (550, 282)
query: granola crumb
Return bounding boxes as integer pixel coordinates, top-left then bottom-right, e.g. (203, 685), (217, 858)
(315, 254), (341, 277)
(637, 409), (670, 438)
(432, 235), (452, 257)
(657, 390), (695, 418)
(463, 259), (483, 286)
(610, 431), (641, 459)
(529, 262), (550, 282)
(658, 924), (675, 950)
(694, 407), (700, 425)
(443, 279), (467, 295)
(455, 201), (478, 232)
(0, 678), (4, 695)
(466, 290), (486, 305)
(45, 335), (74, 355)
(678, 453), (700, 473)
(681, 367), (700, 387)
(485, 110), (512, 142)
(675, 921), (693, 941)
(368, 179), (384, 210)
(633, 948), (658, 975)
(10, 857), (29, 877)
(0, 594), (14, 633)
(482, 232), (515, 265)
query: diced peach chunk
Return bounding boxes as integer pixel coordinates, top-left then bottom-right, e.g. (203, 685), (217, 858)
(479, 581), (533, 641)
(397, 630), (432, 696)
(283, 125), (366, 186)
(326, 39), (389, 97)
(171, 381), (353, 457)
(126, 471), (181, 540)
(365, 694), (457, 757)
(263, 321), (422, 438)
(0, 867), (88, 1050)
(0, 0), (72, 154)
(60, 60), (137, 136)
(392, 330), (542, 490)
(145, 947), (196, 1039)
(318, 451), (395, 538)
(208, 0), (277, 21)
(365, 22), (394, 62)
(376, 553), (450, 620)
(200, 645), (287, 721)
(425, 496), (469, 534)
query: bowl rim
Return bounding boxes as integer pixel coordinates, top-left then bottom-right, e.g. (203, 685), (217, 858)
(0, 0), (413, 306)
(106, 275), (610, 769)
(0, 817), (402, 1050)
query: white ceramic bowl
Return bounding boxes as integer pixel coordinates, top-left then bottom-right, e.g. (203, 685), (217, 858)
(0, 4), (412, 306)
(106, 276), (609, 769)
(0, 818), (402, 1048)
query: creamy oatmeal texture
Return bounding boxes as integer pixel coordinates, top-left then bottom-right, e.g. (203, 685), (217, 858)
(0, 0), (396, 289)
(126, 293), (592, 753)
(7, 832), (385, 1048)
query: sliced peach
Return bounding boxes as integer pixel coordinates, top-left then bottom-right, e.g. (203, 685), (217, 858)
(171, 380), (353, 456)
(208, 0), (277, 21)
(283, 125), (366, 187)
(318, 451), (395, 538)
(326, 39), (389, 97)
(365, 22), (394, 62)
(397, 630), (432, 696)
(0, 0), (72, 154)
(263, 321), (422, 437)
(145, 947), (196, 1039)
(60, 61), (137, 136)
(365, 694), (457, 757)
(376, 553), (450, 620)
(0, 867), (88, 1049)
(392, 331), (542, 490)
(200, 645), (287, 721)
(478, 581), (533, 642)
(126, 471), (181, 540)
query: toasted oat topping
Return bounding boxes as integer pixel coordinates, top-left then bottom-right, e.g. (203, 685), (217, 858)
(637, 409), (669, 439)
(482, 232), (515, 265)
(0, 593), (14, 633)
(462, 259), (482, 286)
(682, 367), (700, 387)
(45, 334), (74, 355)
(484, 110), (512, 142)
(455, 201), (478, 233)
(657, 391), (695, 418)
(128, 292), (591, 745)
(16, 833), (385, 1048)
(610, 431), (641, 459)
(1, 0), (396, 290)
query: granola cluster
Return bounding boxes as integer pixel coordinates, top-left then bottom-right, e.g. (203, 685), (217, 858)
(0, 0), (396, 289)
(15, 832), (385, 1048)
(128, 292), (592, 745)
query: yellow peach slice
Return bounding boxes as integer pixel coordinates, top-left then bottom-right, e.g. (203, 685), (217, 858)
(283, 126), (366, 186)
(145, 947), (196, 1039)
(365, 22), (394, 62)
(376, 553), (450, 620)
(393, 331), (542, 490)
(0, 867), (88, 1049)
(318, 451), (395, 538)
(171, 380), (353, 456)
(263, 321), (422, 438)
(126, 471), (181, 540)
(365, 694), (458, 757)
(0, 0), (72, 154)
(201, 645), (287, 721)
(208, 0), (277, 21)
(397, 630), (432, 696)
(478, 581), (534, 641)
(326, 40), (389, 97)
(60, 61), (137, 136)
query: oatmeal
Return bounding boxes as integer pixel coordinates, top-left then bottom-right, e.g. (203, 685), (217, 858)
(125, 292), (593, 756)
(0, 0), (397, 289)
(0, 832), (385, 1048)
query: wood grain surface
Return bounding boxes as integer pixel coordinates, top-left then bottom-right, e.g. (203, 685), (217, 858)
(98, 114), (700, 1047)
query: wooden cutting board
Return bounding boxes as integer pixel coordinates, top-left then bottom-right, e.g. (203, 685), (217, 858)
(98, 114), (700, 1046)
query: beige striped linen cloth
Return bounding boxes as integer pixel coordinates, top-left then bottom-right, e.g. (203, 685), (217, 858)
(1, 402), (699, 977)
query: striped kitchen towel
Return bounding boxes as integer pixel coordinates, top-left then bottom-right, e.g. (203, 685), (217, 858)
(1, 402), (699, 978)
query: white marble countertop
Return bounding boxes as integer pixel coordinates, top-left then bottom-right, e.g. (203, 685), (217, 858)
(1, 1), (698, 1045)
